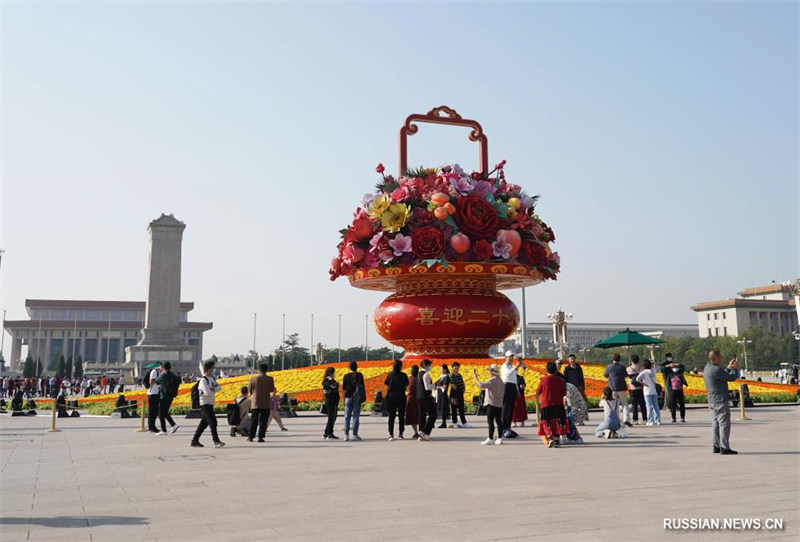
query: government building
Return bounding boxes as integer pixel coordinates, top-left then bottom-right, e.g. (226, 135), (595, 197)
(3, 299), (213, 372)
(691, 283), (798, 338)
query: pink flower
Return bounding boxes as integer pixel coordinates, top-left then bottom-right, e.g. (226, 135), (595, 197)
(448, 176), (473, 195)
(376, 163), (385, 174)
(390, 186), (410, 203)
(378, 249), (394, 263)
(342, 243), (365, 265)
(550, 251), (560, 266)
(529, 222), (544, 238)
(388, 233), (413, 256)
(364, 251), (380, 267)
(492, 236), (512, 259)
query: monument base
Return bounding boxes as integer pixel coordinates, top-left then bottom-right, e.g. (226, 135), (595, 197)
(125, 345), (200, 378)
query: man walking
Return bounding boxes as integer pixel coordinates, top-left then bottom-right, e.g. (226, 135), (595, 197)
(191, 360), (225, 448)
(604, 354), (630, 426)
(449, 362), (471, 428)
(416, 359), (437, 440)
(155, 362), (180, 435)
(342, 361), (365, 441)
(247, 363), (275, 443)
(703, 350), (739, 455)
(146, 363), (162, 433)
(500, 351), (521, 431)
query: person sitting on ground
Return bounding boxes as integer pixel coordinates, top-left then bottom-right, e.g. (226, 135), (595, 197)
(595, 387), (622, 439)
(473, 364), (505, 445)
(536, 361), (570, 448)
(231, 386), (251, 437)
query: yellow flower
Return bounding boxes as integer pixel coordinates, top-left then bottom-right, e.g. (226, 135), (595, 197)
(380, 203), (412, 232)
(368, 195), (390, 218)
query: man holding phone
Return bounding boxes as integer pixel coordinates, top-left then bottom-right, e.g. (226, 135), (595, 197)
(703, 350), (740, 455)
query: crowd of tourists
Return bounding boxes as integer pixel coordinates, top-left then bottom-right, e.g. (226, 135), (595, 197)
(0, 374), (128, 398)
(133, 348), (742, 454)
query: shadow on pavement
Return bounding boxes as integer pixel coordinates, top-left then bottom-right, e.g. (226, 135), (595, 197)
(0, 516), (148, 528)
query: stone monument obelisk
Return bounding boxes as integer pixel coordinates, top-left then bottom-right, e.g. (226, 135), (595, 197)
(125, 214), (200, 376)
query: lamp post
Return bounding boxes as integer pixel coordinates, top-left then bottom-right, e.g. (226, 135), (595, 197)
(546, 308), (573, 360)
(338, 314), (342, 364)
(281, 313), (286, 371)
(365, 314), (369, 362)
(520, 288), (528, 358)
(579, 347), (590, 363)
(310, 313), (314, 365)
(737, 338), (752, 374)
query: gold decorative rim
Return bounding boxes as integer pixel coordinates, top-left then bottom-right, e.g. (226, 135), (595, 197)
(348, 262), (545, 292)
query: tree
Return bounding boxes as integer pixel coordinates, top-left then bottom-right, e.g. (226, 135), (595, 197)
(66, 356), (73, 379)
(55, 355), (66, 378)
(74, 355), (83, 378)
(22, 354), (34, 378)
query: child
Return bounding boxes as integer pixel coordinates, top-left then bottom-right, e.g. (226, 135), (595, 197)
(636, 360), (661, 425)
(595, 387), (621, 439)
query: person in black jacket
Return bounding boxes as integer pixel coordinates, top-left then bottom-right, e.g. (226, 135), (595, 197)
(342, 362), (365, 441)
(416, 359), (437, 440)
(155, 362), (181, 435)
(384, 360), (409, 441)
(322, 367), (340, 440)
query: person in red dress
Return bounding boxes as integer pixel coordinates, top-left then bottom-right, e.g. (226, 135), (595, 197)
(404, 364), (420, 440)
(536, 361), (570, 448)
(511, 368), (528, 427)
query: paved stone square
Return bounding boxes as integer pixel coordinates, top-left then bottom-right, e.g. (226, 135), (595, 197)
(1, 405), (798, 542)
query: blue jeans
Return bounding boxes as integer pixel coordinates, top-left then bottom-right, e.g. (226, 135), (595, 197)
(344, 398), (361, 436)
(645, 394), (660, 424)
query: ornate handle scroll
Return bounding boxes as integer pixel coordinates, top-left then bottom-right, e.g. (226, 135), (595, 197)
(398, 106), (488, 176)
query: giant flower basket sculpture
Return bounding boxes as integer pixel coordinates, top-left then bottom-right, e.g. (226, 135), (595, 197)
(330, 106), (560, 360)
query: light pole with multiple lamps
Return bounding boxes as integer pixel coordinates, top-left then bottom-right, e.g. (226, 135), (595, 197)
(546, 308), (573, 360)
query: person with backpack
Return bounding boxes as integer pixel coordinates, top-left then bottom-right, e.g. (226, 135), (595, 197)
(247, 363), (275, 443)
(342, 361), (365, 441)
(146, 363), (162, 433)
(384, 360), (409, 441)
(190, 360), (225, 448)
(155, 362), (181, 435)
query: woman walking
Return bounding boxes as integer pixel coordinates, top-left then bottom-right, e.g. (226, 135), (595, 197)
(511, 367), (528, 427)
(405, 365), (420, 440)
(473, 364), (505, 445)
(322, 367), (340, 440)
(536, 361), (569, 448)
(265, 391), (288, 432)
(384, 360), (409, 441)
(435, 364), (451, 429)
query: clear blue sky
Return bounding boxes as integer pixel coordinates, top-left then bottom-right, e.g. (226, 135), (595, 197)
(1, 1), (797, 358)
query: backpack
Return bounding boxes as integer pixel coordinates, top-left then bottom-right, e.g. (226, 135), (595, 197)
(352, 373), (366, 404)
(226, 402), (241, 426)
(190, 377), (207, 410)
(165, 373), (180, 398)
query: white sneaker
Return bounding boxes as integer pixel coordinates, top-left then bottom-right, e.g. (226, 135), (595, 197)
(646, 422), (654, 426)
(344, 435), (350, 441)
(453, 423), (461, 428)
(157, 431), (168, 436)
(462, 423), (472, 428)
(418, 433), (429, 441)
(170, 424), (179, 434)
(481, 438), (494, 445)
(604, 429), (612, 439)
(494, 438), (503, 445)
(387, 436), (394, 441)
(655, 421), (661, 425)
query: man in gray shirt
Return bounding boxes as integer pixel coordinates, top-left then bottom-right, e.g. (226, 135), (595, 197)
(703, 350), (739, 455)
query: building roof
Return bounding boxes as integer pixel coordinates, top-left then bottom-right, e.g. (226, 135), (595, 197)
(737, 284), (788, 297)
(3, 320), (213, 332)
(522, 322), (695, 330)
(691, 299), (796, 311)
(25, 299), (195, 311)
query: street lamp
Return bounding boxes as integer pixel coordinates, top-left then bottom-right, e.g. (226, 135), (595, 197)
(579, 347), (590, 363)
(737, 338), (752, 374)
(546, 308), (573, 360)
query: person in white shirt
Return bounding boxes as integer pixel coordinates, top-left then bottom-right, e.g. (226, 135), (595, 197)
(191, 360), (225, 448)
(636, 360), (661, 425)
(500, 350), (522, 432)
(416, 359), (437, 440)
(147, 364), (161, 433)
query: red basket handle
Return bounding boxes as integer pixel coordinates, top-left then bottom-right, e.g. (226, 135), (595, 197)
(398, 106), (488, 176)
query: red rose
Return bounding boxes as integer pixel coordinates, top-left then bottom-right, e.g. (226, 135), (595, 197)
(454, 195), (500, 239)
(520, 240), (548, 266)
(376, 163), (385, 174)
(349, 217), (373, 241)
(474, 239), (493, 261)
(411, 226), (445, 259)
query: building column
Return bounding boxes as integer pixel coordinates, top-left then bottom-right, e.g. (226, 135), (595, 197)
(44, 335), (52, 372)
(10, 334), (21, 371)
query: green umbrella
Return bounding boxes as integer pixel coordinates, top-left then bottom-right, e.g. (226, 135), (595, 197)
(594, 328), (665, 349)
(142, 362), (161, 369)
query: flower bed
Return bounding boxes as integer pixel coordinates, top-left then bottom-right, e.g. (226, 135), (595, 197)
(69, 359), (797, 408)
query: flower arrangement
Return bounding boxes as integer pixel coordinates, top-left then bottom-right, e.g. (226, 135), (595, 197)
(329, 161), (561, 280)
